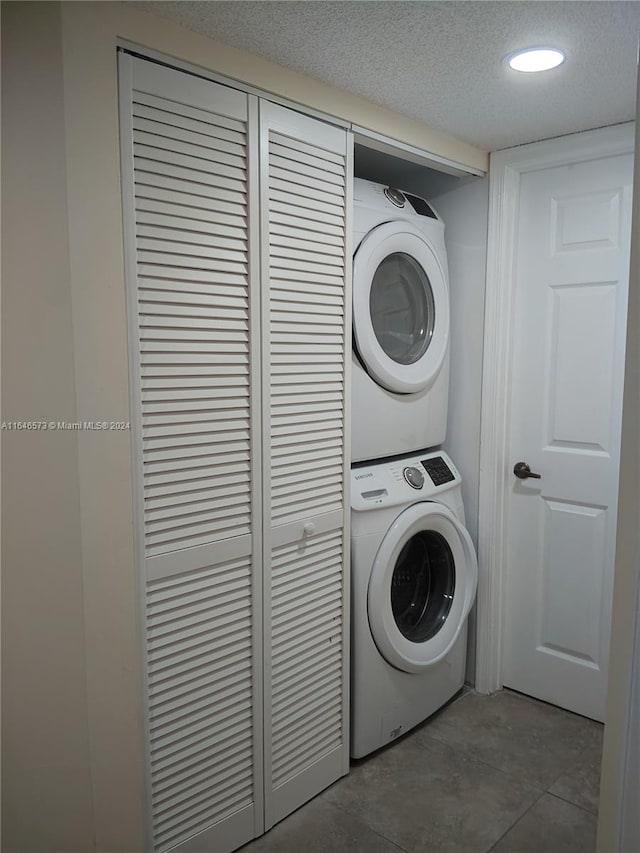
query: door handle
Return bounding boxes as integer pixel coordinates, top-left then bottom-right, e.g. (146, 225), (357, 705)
(513, 461), (541, 480)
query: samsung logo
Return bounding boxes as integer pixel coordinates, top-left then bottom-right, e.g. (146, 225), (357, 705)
(354, 472), (374, 480)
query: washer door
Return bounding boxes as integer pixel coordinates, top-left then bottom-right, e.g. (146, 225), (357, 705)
(367, 502), (477, 673)
(353, 221), (449, 394)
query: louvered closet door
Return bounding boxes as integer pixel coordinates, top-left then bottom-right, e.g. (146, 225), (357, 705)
(119, 54), (263, 853)
(260, 102), (352, 828)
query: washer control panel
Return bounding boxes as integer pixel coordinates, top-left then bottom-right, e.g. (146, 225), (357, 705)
(351, 450), (461, 510)
(421, 456), (455, 486)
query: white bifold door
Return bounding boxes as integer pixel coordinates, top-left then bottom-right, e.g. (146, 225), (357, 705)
(119, 53), (351, 853)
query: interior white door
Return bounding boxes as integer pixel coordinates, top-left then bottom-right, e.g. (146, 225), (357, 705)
(502, 149), (633, 721)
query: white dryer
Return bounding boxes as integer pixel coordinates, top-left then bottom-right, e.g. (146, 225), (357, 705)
(350, 450), (477, 759)
(351, 178), (450, 463)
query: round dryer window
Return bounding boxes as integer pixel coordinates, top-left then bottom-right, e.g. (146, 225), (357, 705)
(367, 502), (477, 673)
(370, 253), (436, 366)
(353, 221), (449, 394)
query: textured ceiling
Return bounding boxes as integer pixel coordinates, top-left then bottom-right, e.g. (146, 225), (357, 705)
(136, 1), (640, 152)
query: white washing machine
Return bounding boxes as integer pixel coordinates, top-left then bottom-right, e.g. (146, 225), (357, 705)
(351, 178), (450, 463)
(350, 450), (477, 759)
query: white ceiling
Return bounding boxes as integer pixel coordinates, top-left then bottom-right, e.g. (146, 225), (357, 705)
(136, 1), (640, 152)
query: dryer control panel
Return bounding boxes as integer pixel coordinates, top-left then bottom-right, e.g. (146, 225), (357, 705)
(351, 450), (461, 511)
(353, 177), (441, 222)
(421, 456), (456, 486)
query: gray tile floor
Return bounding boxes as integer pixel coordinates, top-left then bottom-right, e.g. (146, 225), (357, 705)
(243, 689), (602, 853)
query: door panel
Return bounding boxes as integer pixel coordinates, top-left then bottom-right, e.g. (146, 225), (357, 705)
(546, 282), (617, 451)
(120, 54), (263, 852)
(128, 69), (253, 558)
(260, 101), (351, 829)
(503, 151), (633, 720)
(145, 552), (254, 852)
(266, 124), (347, 527)
(270, 528), (345, 787)
(122, 53), (350, 851)
(539, 498), (606, 663)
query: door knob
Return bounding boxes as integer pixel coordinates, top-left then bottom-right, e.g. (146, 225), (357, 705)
(513, 461), (541, 480)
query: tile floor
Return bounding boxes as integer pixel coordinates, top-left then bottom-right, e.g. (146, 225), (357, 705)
(243, 689), (602, 853)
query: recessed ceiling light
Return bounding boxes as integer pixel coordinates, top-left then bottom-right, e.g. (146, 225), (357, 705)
(506, 47), (566, 73)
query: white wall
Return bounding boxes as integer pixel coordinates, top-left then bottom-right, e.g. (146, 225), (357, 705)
(434, 177), (489, 546)
(432, 176), (490, 682)
(597, 67), (640, 853)
(620, 584), (640, 850)
(1, 4), (95, 850)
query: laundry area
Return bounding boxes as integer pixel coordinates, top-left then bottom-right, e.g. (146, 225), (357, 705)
(2, 3), (640, 853)
(242, 689), (603, 853)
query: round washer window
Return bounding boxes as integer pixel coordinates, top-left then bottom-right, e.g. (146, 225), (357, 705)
(369, 252), (435, 365)
(390, 531), (455, 643)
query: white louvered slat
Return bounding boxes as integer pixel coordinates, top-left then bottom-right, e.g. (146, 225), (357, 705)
(143, 416), (248, 437)
(135, 184), (247, 221)
(135, 145), (247, 182)
(137, 223), (247, 250)
(133, 74), (253, 553)
(268, 131), (344, 166)
(269, 199), (345, 231)
(133, 129), (246, 169)
(133, 117), (246, 159)
(133, 91), (247, 139)
(146, 554), (254, 851)
(136, 211), (247, 241)
(262, 102), (349, 830)
(135, 166), (247, 204)
(125, 55), (350, 852)
(270, 189), (345, 221)
(270, 222), (343, 249)
(135, 180), (246, 216)
(271, 286), (344, 308)
(122, 54), (262, 853)
(268, 141), (345, 175)
(269, 270), (344, 290)
(269, 530), (344, 788)
(269, 153), (344, 188)
(269, 168), (345, 202)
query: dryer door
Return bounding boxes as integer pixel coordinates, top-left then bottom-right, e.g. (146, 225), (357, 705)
(367, 502), (477, 673)
(353, 221), (449, 394)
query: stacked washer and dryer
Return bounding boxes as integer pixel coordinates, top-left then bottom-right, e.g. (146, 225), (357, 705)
(350, 178), (478, 758)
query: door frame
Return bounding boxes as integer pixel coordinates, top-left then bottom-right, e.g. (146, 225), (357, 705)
(475, 122), (636, 695)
